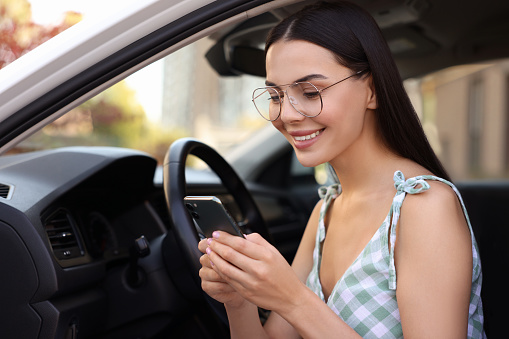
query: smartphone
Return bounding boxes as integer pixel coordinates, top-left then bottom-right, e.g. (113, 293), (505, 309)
(184, 196), (245, 239)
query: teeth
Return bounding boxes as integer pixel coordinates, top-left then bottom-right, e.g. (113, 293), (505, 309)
(295, 129), (322, 141)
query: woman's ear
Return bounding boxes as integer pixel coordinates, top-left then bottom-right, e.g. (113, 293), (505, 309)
(366, 76), (377, 110)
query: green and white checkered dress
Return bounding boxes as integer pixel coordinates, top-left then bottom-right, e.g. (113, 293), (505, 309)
(306, 171), (485, 338)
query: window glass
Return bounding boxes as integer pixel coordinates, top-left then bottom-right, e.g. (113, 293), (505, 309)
(9, 37), (267, 165)
(404, 61), (509, 180)
(1, 0), (83, 69)
(1, 0), (141, 69)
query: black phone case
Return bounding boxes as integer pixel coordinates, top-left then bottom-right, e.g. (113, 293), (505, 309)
(184, 196), (245, 238)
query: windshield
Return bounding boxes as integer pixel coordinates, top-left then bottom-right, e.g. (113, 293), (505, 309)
(8, 36), (267, 163)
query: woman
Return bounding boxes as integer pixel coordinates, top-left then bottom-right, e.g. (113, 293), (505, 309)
(198, 1), (484, 338)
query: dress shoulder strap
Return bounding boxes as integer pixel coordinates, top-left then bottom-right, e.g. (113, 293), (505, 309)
(388, 170), (474, 290)
(317, 184), (341, 243)
(388, 171), (431, 289)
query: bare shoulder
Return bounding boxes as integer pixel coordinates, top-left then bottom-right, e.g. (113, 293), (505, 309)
(396, 179), (472, 280)
(310, 198), (323, 222)
(298, 199), (322, 253)
(399, 180), (469, 239)
(395, 180), (473, 336)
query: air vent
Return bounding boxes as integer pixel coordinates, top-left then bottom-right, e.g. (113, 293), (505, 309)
(44, 209), (84, 261)
(0, 183), (13, 199)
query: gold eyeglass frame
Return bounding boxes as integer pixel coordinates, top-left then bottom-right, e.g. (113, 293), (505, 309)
(252, 69), (367, 121)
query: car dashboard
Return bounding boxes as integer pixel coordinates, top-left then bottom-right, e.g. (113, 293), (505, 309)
(0, 147), (161, 264)
(0, 146), (309, 338)
(0, 147), (171, 337)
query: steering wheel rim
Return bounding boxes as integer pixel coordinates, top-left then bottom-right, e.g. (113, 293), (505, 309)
(163, 138), (271, 319)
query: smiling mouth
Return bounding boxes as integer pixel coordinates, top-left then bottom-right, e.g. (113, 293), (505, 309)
(294, 129), (324, 141)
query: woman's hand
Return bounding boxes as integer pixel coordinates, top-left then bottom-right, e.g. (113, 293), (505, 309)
(205, 231), (306, 314)
(198, 238), (247, 308)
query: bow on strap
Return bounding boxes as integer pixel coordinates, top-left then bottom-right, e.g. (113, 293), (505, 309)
(317, 184), (341, 243)
(393, 170), (430, 194)
(318, 183), (341, 200)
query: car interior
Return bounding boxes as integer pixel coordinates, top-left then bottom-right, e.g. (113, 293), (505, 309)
(1, 0), (509, 338)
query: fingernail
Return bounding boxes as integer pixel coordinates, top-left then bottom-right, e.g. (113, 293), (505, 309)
(207, 238), (212, 245)
(210, 260), (215, 267)
(206, 247), (211, 255)
(212, 231), (220, 239)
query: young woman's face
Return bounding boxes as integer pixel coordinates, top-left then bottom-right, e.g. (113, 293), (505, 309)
(265, 40), (377, 168)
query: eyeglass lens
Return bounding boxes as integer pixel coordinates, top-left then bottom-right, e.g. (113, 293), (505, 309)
(252, 82), (323, 121)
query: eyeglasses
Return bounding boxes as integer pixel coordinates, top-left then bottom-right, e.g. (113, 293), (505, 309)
(252, 70), (366, 121)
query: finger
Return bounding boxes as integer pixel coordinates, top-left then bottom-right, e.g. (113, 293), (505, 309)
(200, 270), (236, 295)
(207, 236), (258, 272)
(245, 232), (271, 246)
(200, 253), (214, 269)
(198, 238), (209, 253)
(246, 233), (280, 257)
(200, 279), (237, 301)
(199, 265), (224, 283)
(206, 244), (250, 285)
(211, 231), (267, 260)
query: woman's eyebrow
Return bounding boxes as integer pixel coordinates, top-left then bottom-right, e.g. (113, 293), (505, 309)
(295, 74), (328, 83)
(265, 74), (328, 87)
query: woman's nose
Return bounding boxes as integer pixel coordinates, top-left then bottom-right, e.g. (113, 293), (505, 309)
(280, 94), (305, 123)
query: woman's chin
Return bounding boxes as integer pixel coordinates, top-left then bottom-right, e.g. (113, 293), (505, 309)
(293, 153), (323, 168)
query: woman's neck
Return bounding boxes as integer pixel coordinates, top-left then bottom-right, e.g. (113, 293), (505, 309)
(328, 137), (407, 198)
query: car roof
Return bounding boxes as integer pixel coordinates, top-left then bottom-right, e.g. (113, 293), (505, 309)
(206, 0), (509, 79)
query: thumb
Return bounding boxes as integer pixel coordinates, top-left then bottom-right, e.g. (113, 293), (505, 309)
(245, 232), (270, 246)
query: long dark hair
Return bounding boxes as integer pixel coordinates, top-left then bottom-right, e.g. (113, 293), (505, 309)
(266, 1), (451, 181)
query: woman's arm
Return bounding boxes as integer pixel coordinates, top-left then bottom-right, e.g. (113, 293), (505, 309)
(205, 201), (362, 339)
(199, 238), (269, 338)
(262, 201), (322, 338)
(396, 181), (472, 338)
(201, 201), (322, 339)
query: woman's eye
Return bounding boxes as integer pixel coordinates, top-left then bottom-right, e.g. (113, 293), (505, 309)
(270, 95), (281, 103)
(269, 96), (280, 104)
(303, 91), (320, 99)
(293, 83), (320, 100)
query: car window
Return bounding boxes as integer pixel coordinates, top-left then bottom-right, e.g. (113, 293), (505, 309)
(0, 0), (83, 69)
(1, 0), (145, 69)
(9, 37), (267, 165)
(403, 60), (508, 181)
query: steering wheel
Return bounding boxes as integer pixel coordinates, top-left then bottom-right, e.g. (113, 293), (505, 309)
(162, 138), (271, 320)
